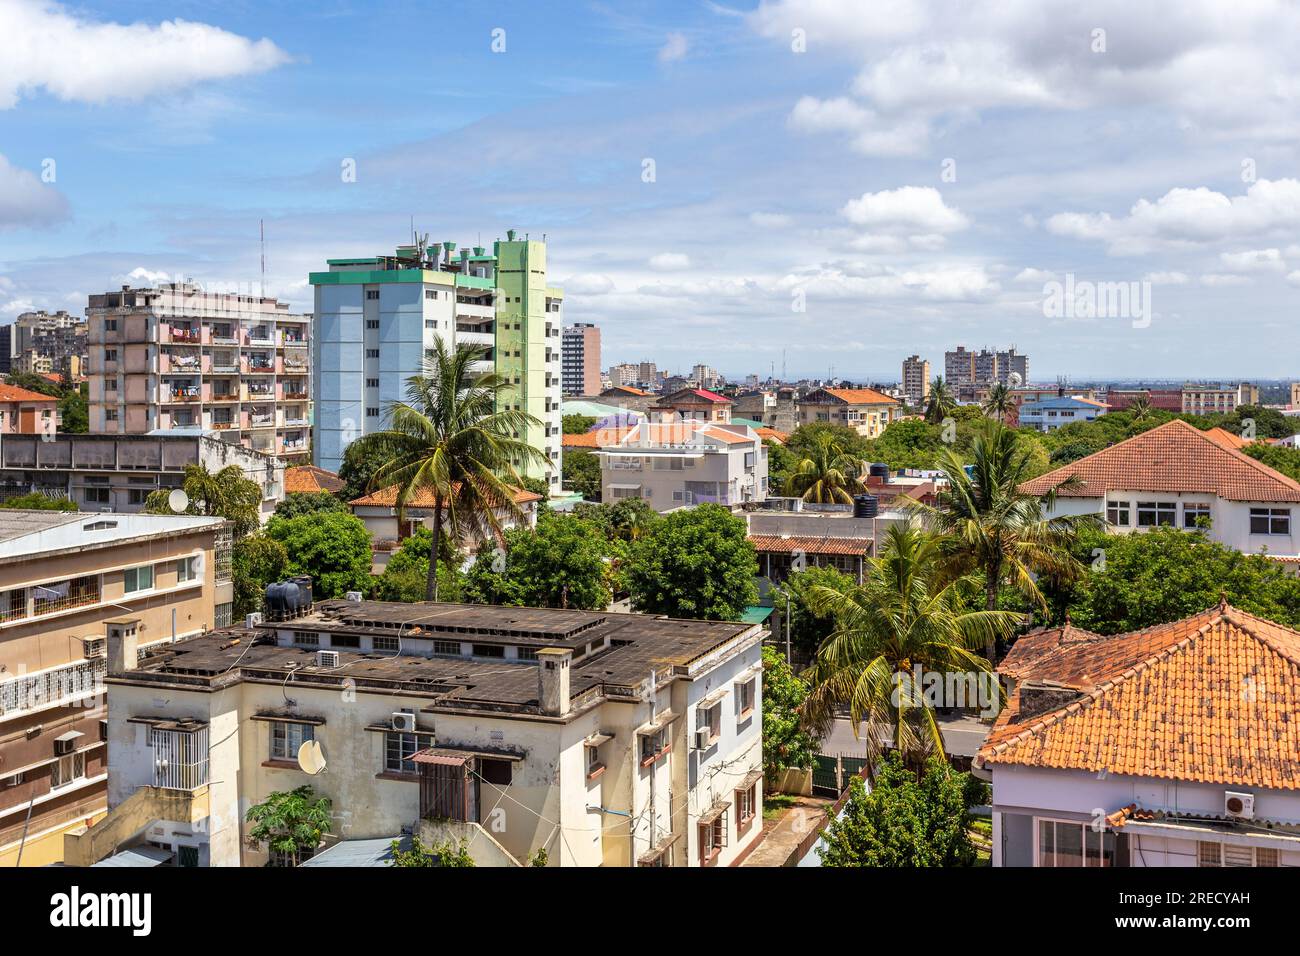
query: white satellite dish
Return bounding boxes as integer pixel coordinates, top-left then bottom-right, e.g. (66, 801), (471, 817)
(297, 739), (326, 775)
(167, 488), (190, 514)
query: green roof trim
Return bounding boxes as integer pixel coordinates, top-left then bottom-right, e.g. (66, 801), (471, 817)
(309, 269), (457, 287)
(739, 606), (775, 625)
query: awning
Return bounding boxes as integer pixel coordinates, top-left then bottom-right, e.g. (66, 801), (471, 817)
(739, 606), (775, 625)
(636, 710), (678, 735)
(54, 730), (84, 744)
(637, 831), (682, 865)
(412, 746), (525, 765)
(607, 483), (643, 490)
(697, 687), (731, 709)
(411, 750), (468, 767)
(737, 769), (764, 790)
(585, 732), (614, 747)
(698, 800), (730, 827)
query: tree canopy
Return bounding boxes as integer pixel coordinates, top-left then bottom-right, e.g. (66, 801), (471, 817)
(761, 646), (820, 782)
(273, 491), (349, 520)
(626, 504), (758, 620)
(265, 511), (373, 599)
(464, 513), (617, 610)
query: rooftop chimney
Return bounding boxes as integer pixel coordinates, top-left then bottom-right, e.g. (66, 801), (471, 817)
(106, 618), (141, 674)
(536, 647), (572, 717)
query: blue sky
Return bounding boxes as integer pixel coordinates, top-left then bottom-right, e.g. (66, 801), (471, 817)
(2, 0), (1300, 382)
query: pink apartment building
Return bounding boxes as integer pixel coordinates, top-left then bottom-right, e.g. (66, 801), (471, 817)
(0, 383), (59, 437)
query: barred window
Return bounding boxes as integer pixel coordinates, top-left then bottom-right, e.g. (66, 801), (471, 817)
(32, 576), (100, 616)
(384, 731), (433, 774)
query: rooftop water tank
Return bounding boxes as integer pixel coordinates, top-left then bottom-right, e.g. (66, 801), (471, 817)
(853, 494), (879, 519)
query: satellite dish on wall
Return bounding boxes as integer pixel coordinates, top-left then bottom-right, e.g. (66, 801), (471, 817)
(297, 739), (326, 775)
(168, 489), (190, 514)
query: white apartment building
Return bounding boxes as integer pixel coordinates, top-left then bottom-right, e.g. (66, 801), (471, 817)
(597, 421), (768, 511)
(1021, 420), (1300, 559)
(71, 599), (764, 868)
(1181, 382), (1259, 415)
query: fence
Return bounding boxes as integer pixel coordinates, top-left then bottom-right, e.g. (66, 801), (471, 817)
(811, 753), (870, 798)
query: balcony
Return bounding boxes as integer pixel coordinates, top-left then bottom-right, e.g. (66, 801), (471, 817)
(169, 327), (199, 344)
(167, 387), (201, 403)
(210, 391), (239, 403)
(0, 658), (104, 718)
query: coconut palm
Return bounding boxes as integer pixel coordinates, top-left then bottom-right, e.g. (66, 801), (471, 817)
(800, 524), (1019, 767)
(145, 463), (263, 538)
(785, 432), (866, 504)
(982, 382), (1014, 423)
(924, 376), (956, 424)
(1127, 394), (1152, 422)
(908, 421), (1098, 659)
(345, 340), (549, 601)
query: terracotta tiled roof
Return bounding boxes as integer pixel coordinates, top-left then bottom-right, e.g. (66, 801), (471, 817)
(755, 427), (789, 443)
(0, 383), (58, 403)
(616, 423), (757, 447)
(284, 465), (346, 495)
(563, 427), (631, 449)
(602, 385), (650, 397)
(350, 483), (542, 508)
(807, 387), (899, 407)
(748, 534), (873, 556)
(1018, 419), (1300, 503)
(1204, 426), (1249, 449)
(977, 603), (1300, 789)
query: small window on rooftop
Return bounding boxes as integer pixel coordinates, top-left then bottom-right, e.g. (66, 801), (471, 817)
(472, 644), (504, 658)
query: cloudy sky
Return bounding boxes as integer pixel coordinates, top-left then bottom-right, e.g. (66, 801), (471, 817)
(2, 0), (1299, 382)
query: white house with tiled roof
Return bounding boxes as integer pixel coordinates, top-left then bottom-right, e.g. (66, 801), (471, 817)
(798, 387), (901, 439)
(597, 421), (767, 511)
(976, 602), (1300, 868)
(1020, 420), (1300, 560)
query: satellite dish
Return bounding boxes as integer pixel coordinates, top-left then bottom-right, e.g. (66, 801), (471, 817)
(167, 489), (190, 514)
(297, 739), (326, 775)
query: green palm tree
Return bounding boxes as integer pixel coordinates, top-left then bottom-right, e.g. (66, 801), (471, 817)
(346, 340), (548, 601)
(145, 463), (263, 538)
(785, 432), (866, 504)
(924, 376), (956, 424)
(1127, 394), (1152, 422)
(981, 382), (1013, 423)
(801, 524), (1019, 767)
(909, 422), (1098, 659)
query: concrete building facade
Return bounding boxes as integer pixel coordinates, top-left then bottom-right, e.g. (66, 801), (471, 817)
(562, 323), (601, 397)
(10, 310), (87, 380)
(901, 355), (930, 408)
(598, 421), (767, 511)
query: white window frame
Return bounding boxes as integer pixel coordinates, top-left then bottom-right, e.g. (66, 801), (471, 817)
(1249, 507), (1291, 536)
(1033, 817), (1114, 868)
(1106, 500), (1131, 527)
(50, 751), (86, 790)
(123, 564), (154, 594)
(1198, 840), (1279, 867)
(270, 721), (314, 761)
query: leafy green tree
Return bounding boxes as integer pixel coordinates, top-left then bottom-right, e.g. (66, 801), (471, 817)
(338, 439), (386, 503)
(342, 340), (547, 601)
(785, 432), (867, 503)
(562, 450), (602, 501)
(1242, 442), (1300, 483)
(0, 492), (77, 511)
(912, 422), (1096, 657)
(772, 565), (855, 661)
(802, 525), (1016, 765)
(57, 387), (88, 433)
(571, 497), (660, 542)
(761, 646), (820, 783)
(273, 491), (349, 520)
(232, 534), (290, 618)
(785, 422), (872, 461)
(981, 382), (1013, 422)
(245, 786), (333, 866)
(464, 513), (614, 610)
(626, 504), (758, 620)
(373, 528), (464, 603)
(266, 511), (373, 599)
(562, 414), (597, 434)
(1051, 526), (1300, 634)
(924, 376), (956, 424)
(5, 372), (61, 398)
(388, 836), (475, 867)
(145, 463), (263, 539)
(817, 754), (980, 867)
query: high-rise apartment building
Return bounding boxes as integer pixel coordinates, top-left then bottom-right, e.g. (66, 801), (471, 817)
(691, 364), (722, 390)
(86, 284), (312, 462)
(562, 322), (601, 396)
(901, 355), (930, 407)
(10, 310), (87, 379)
(945, 346), (1029, 388)
(310, 232), (562, 488)
(944, 346), (975, 386)
(998, 348), (1029, 386)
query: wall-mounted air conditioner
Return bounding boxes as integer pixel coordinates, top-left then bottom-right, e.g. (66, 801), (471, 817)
(391, 711), (416, 732)
(1225, 791), (1255, 820)
(316, 650), (339, 668)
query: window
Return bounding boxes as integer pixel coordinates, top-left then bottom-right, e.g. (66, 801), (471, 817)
(425, 319), (436, 330)
(292, 631), (319, 647)
(175, 556), (199, 584)
(32, 576), (100, 615)
(330, 634), (360, 649)
(472, 644), (505, 658)
(1250, 507), (1291, 535)
(432, 640), (461, 656)
(1183, 503), (1211, 530)
(105, 319), (117, 331)
(366, 378), (379, 388)
(425, 290), (438, 300)
(373, 636), (399, 653)
(735, 678), (756, 718)
(384, 731), (433, 774)
(640, 727), (669, 765)
(105, 409), (118, 422)
(105, 349), (118, 362)
(270, 722), (314, 761)
(1106, 500), (1130, 527)
(366, 349), (379, 358)
(1198, 841), (1279, 867)
(0, 587), (26, 624)
(366, 290), (380, 300)
(366, 319), (379, 329)
(585, 742), (605, 779)
(516, 647), (538, 660)
(736, 782), (758, 827)
(1036, 820), (1114, 867)
(699, 812), (727, 864)
(366, 407), (379, 418)
(123, 565), (154, 594)
(128, 489), (150, 506)
(697, 701), (722, 747)
(1136, 501), (1176, 527)
(50, 752), (86, 790)
(478, 757), (512, 786)
(83, 487), (110, 504)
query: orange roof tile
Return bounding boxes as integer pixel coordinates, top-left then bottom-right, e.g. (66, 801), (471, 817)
(284, 465), (346, 495)
(563, 427), (632, 449)
(1204, 426), (1249, 449)
(755, 427), (789, 444)
(1018, 419), (1300, 503)
(748, 534), (873, 556)
(0, 383), (58, 403)
(977, 603), (1300, 789)
(807, 387), (899, 407)
(350, 482), (542, 508)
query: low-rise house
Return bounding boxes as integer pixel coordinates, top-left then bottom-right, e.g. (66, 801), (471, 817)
(0, 383), (59, 437)
(650, 387), (733, 424)
(797, 387), (900, 438)
(74, 598), (765, 867)
(283, 465), (346, 496)
(1016, 395), (1109, 432)
(976, 602), (1300, 867)
(0, 510), (226, 866)
(1020, 419), (1300, 560)
(597, 421), (768, 511)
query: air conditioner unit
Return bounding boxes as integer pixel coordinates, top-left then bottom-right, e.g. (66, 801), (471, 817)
(54, 737), (76, 756)
(1225, 790), (1255, 820)
(316, 650), (339, 668)
(83, 638), (105, 659)
(695, 727), (712, 750)
(345, 591), (364, 603)
(391, 712), (416, 732)
(245, 612), (263, 628)
(5, 772), (22, 787)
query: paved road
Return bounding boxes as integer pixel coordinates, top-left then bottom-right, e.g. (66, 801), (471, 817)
(822, 713), (990, 758)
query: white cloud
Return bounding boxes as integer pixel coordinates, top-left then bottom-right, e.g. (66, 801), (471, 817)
(749, 212), (792, 228)
(788, 95), (930, 156)
(1143, 271), (1190, 285)
(1219, 248), (1286, 273)
(1199, 273), (1251, 287)
(125, 267), (172, 284)
(561, 273), (616, 295)
(0, 153), (67, 228)
(0, 0), (290, 109)
(1287, 270), (1300, 288)
(1014, 268), (1055, 283)
(648, 252), (691, 271)
(658, 32), (689, 63)
(840, 186), (968, 234)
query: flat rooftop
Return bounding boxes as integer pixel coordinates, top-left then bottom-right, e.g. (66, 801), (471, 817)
(114, 600), (759, 717)
(0, 510), (226, 560)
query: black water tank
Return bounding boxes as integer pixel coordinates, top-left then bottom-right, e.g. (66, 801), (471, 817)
(853, 494), (879, 518)
(868, 462), (890, 480)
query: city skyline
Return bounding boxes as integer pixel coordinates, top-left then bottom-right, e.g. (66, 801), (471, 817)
(3, 1), (1300, 382)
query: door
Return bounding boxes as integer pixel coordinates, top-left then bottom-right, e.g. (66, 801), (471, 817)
(19, 408), (35, 433)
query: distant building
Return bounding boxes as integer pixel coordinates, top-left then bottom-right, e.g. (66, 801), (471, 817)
(10, 310), (87, 380)
(1017, 395), (1109, 432)
(1182, 382), (1258, 416)
(797, 387), (901, 438)
(944, 346), (1028, 388)
(691, 364), (722, 390)
(598, 421), (767, 510)
(0, 383), (59, 437)
(649, 387), (733, 424)
(1291, 382), (1300, 408)
(901, 355), (930, 407)
(0, 326), (10, 375)
(562, 323), (601, 396)
(1105, 388), (1183, 413)
(0, 510), (226, 866)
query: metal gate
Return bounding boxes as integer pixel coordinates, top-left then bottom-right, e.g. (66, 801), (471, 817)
(812, 753), (872, 797)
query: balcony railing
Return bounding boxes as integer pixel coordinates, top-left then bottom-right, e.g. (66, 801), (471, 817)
(151, 725), (210, 791)
(0, 658), (104, 717)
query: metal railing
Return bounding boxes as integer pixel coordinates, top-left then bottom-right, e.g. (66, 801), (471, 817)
(151, 725), (210, 790)
(0, 658), (105, 717)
